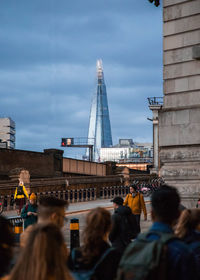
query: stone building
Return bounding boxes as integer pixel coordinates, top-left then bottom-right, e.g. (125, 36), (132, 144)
(159, 0), (200, 206)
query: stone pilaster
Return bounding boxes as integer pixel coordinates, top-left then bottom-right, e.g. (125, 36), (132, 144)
(160, 0), (200, 207)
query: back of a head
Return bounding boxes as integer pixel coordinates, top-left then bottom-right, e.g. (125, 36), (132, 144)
(175, 208), (200, 238)
(9, 223), (71, 280)
(151, 185), (180, 224)
(0, 216), (14, 277)
(82, 207), (111, 261)
(38, 196), (68, 221)
(85, 207), (111, 236)
(112, 196), (124, 206)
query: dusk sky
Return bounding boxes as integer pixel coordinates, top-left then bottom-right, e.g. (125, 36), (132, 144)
(0, 1), (162, 159)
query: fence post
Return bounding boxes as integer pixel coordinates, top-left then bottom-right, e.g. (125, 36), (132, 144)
(14, 220), (23, 243)
(70, 218), (80, 251)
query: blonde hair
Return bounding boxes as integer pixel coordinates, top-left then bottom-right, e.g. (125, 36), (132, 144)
(9, 223), (72, 280)
(175, 209), (200, 239)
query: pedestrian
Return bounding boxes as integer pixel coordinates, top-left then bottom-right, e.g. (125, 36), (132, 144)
(117, 185), (197, 280)
(196, 198), (200, 208)
(68, 207), (121, 280)
(20, 196), (68, 247)
(124, 185), (147, 232)
(175, 208), (200, 278)
(8, 223), (73, 280)
(21, 193), (38, 229)
(14, 181), (29, 214)
(109, 196), (138, 255)
(0, 216), (14, 279)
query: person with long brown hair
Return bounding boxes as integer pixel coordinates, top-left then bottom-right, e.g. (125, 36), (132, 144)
(9, 223), (73, 280)
(175, 208), (200, 278)
(69, 207), (121, 280)
(175, 209), (200, 238)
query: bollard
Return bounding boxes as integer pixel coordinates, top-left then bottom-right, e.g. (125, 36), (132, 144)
(70, 218), (80, 251)
(14, 220), (23, 243)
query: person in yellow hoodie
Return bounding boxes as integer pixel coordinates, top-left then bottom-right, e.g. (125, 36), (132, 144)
(124, 185), (147, 232)
(14, 181), (29, 214)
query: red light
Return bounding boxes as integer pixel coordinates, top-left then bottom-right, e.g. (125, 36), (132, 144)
(62, 142), (65, 146)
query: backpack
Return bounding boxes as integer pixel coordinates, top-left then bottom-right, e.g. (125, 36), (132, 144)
(71, 247), (114, 280)
(17, 185), (24, 196)
(117, 231), (176, 280)
(188, 241), (200, 279)
(119, 213), (138, 246)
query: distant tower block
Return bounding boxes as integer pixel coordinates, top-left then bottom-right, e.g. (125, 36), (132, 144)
(87, 60), (113, 161)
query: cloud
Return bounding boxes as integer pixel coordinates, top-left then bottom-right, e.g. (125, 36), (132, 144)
(0, 0), (162, 158)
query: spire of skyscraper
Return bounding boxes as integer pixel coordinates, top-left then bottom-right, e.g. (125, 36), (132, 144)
(87, 59), (113, 161)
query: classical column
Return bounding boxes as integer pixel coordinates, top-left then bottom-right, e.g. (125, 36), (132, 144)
(148, 100), (162, 174)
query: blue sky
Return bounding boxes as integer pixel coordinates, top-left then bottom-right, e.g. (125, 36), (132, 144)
(0, 0), (162, 158)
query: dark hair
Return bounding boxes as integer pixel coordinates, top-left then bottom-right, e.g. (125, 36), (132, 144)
(9, 223), (72, 280)
(130, 185), (137, 191)
(0, 216), (14, 277)
(38, 196), (68, 220)
(151, 185), (180, 224)
(39, 196), (68, 208)
(111, 196), (123, 205)
(81, 207), (111, 263)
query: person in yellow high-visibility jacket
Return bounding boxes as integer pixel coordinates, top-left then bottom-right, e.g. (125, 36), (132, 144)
(14, 182), (29, 214)
(124, 185), (147, 233)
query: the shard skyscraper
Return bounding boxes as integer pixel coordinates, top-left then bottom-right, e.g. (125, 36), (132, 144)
(87, 60), (113, 161)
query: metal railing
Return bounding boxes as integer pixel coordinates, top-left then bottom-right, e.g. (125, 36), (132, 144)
(1, 186), (129, 212)
(7, 216), (23, 227)
(147, 97), (163, 106)
(0, 174), (157, 212)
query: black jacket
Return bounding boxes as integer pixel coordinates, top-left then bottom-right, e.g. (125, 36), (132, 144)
(68, 241), (121, 280)
(183, 230), (200, 278)
(109, 205), (138, 254)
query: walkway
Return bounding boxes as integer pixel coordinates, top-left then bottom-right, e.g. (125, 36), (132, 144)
(3, 198), (152, 246)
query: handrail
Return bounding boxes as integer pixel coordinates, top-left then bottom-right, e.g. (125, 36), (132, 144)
(147, 97), (163, 105)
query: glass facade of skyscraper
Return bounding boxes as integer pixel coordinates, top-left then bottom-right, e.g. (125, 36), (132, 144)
(87, 60), (112, 161)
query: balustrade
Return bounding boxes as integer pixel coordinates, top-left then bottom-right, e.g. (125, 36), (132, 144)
(0, 177), (156, 212)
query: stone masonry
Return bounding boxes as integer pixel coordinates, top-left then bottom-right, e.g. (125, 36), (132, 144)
(160, 0), (200, 206)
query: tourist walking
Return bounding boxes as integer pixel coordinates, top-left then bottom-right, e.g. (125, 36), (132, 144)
(109, 196), (138, 254)
(117, 185), (197, 280)
(124, 185), (147, 232)
(196, 198), (200, 208)
(14, 181), (29, 214)
(69, 207), (121, 280)
(8, 223), (73, 280)
(21, 193), (38, 229)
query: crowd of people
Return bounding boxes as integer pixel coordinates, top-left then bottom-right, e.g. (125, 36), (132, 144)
(0, 185), (200, 280)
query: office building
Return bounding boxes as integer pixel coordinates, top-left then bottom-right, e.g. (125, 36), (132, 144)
(0, 117), (15, 149)
(100, 139), (152, 162)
